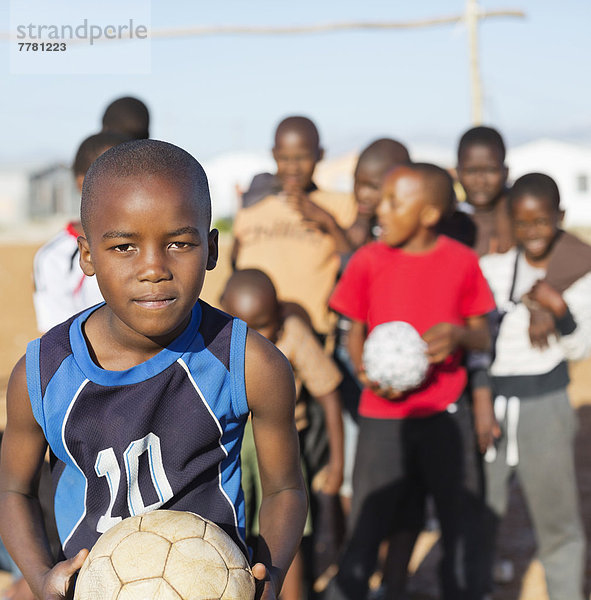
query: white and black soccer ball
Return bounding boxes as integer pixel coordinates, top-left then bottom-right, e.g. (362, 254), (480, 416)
(362, 321), (429, 392)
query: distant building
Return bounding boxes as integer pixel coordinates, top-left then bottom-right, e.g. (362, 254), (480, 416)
(0, 162), (78, 228)
(1, 139), (589, 227)
(202, 152), (274, 221)
(0, 167), (29, 224)
(28, 164), (78, 221)
(507, 139), (591, 227)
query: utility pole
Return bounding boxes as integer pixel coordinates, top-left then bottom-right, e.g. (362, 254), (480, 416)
(466, 0), (484, 125)
(1, 7), (524, 124)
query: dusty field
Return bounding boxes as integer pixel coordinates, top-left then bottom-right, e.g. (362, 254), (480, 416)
(0, 232), (590, 599)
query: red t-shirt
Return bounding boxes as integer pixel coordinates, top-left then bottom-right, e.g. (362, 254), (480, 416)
(330, 236), (495, 419)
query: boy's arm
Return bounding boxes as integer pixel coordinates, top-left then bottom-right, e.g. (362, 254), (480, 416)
(423, 315), (490, 364)
(345, 216), (373, 250)
(286, 192), (353, 254)
(310, 389), (344, 495)
(230, 237), (240, 271)
(528, 278), (591, 360)
(346, 318), (366, 378)
(0, 357), (88, 600)
(246, 330), (307, 600)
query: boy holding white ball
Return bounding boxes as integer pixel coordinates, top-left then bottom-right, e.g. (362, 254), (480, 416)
(326, 163), (496, 600)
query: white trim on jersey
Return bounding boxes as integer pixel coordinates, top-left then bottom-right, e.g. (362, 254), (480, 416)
(61, 379), (90, 550)
(176, 358), (246, 553)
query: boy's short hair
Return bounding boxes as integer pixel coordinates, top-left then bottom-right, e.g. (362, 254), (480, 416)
(81, 139), (211, 234)
(223, 269), (278, 303)
(407, 162), (456, 215)
(73, 132), (130, 177)
(356, 138), (411, 172)
(274, 116), (320, 149)
(457, 126), (506, 162)
(508, 172), (561, 212)
(102, 96), (150, 140)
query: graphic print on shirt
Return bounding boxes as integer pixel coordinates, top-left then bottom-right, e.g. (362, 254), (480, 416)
(59, 364), (232, 555)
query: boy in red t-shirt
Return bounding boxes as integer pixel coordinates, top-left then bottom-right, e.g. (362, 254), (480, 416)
(326, 163), (495, 600)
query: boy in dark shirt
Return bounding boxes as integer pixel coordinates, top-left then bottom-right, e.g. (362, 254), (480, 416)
(0, 140), (306, 600)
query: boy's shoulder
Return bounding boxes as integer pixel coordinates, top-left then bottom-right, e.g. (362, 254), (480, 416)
(436, 234), (479, 259)
(29, 310), (81, 382)
(479, 246), (518, 270)
(34, 223), (79, 266)
(195, 301), (248, 371)
(309, 189), (356, 227)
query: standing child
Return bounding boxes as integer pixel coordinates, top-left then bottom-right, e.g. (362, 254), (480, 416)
(221, 268), (344, 600)
(326, 163), (496, 600)
(480, 173), (591, 599)
(337, 137), (411, 498)
(232, 116), (357, 339)
(33, 131), (129, 333)
(101, 96), (150, 140)
(456, 126), (513, 257)
(0, 140), (307, 600)
(347, 138), (411, 250)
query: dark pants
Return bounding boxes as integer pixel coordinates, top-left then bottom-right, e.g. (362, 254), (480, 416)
(326, 398), (487, 600)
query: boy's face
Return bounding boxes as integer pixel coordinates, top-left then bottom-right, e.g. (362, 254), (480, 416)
(272, 130), (322, 194)
(354, 161), (386, 218)
(457, 143), (508, 209)
(377, 168), (440, 248)
(79, 174), (218, 344)
(512, 194), (561, 263)
(221, 289), (281, 343)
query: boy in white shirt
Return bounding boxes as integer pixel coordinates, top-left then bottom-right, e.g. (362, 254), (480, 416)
(480, 172), (591, 599)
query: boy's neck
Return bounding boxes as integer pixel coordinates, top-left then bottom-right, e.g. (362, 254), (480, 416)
(396, 229), (439, 254)
(279, 180), (318, 194)
(469, 192), (507, 214)
(82, 305), (193, 371)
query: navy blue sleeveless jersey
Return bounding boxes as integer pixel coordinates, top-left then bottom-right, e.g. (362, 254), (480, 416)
(25, 300), (249, 558)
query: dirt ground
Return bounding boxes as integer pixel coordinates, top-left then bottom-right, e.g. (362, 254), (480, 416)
(0, 233), (590, 599)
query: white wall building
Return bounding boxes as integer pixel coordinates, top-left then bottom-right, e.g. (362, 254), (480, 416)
(1, 138), (589, 227)
(507, 139), (591, 227)
(0, 168), (29, 225)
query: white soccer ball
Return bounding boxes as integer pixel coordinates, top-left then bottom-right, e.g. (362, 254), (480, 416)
(74, 510), (255, 600)
(362, 321), (429, 392)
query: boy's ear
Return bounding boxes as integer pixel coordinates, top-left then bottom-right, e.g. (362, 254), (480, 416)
(75, 174), (85, 193)
(421, 204), (443, 229)
(207, 229), (219, 271)
(502, 164), (509, 184)
(317, 147), (325, 162)
(78, 236), (95, 276)
(558, 208), (566, 224)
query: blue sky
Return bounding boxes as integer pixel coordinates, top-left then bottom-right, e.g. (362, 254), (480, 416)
(1, 0), (590, 166)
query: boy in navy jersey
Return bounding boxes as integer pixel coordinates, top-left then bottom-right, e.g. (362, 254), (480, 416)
(0, 139), (307, 600)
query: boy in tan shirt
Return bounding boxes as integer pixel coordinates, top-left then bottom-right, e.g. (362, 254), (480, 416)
(232, 116), (356, 337)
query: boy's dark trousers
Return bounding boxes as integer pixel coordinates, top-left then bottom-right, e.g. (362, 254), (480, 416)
(325, 396), (488, 600)
(482, 388), (585, 600)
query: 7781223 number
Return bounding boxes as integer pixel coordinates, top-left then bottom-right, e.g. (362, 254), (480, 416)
(18, 42), (67, 51)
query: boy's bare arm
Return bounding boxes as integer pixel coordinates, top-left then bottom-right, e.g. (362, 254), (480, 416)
(311, 389), (344, 495)
(230, 237), (240, 271)
(423, 316), (490, 363)
(246, 330), (307, 600)
(0, 357), (87, 600)
(286, 192), (353, 254)
(346, 318), (367, 377)
(345, 217), (373, 250)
